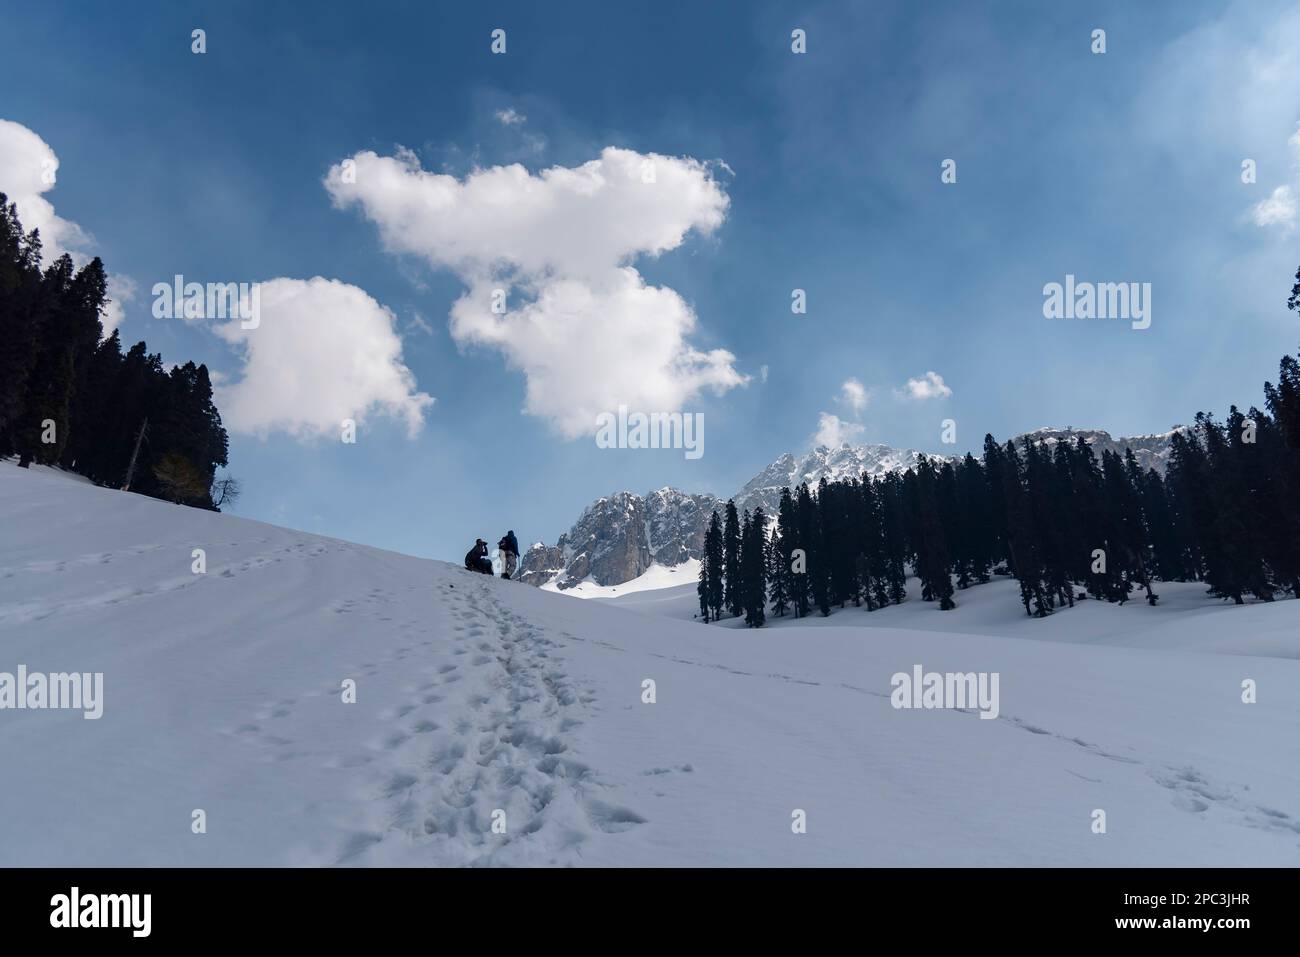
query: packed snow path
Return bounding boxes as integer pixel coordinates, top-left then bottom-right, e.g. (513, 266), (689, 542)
(1, 462), (1298, 866)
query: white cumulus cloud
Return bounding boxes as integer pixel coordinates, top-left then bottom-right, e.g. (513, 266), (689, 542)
(1252, 184), (1296, 230)
(813, 412), (864, 449)
(323, 146), (745, 438)
(213, 277), (434, 440)
(0, 119), (91, 262)
(1250, 124), (1300, 232)
(899, 370), (952, 401)
(102, 274), (137, 337)
(838, 377), (870, 414)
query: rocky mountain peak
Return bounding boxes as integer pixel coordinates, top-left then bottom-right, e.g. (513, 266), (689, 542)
(517, 427), (1183, 589)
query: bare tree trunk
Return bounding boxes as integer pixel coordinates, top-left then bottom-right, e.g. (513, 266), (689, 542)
(122, 418), (148, 491)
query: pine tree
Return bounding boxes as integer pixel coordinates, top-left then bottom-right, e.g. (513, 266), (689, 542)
(0, 199), (232, 504)
(1264, 349), (1300, 451)
(1117, 449), (1158, 605)
(704, 510), (725, 621)
(877, 472), (909, 604)
(914, 457), (956, 609)
(767, 501), (790, 617)
(808, 480), (832, 616)
(723, 500), (742, 618)
(859, 477), (888, 609)
(1023, 440), (1072, 609)
(14, 255), (76, 465)
(1140, 467), (1184, 582)
(0, 197), (46, 456)
(981, 434), (1013, 572)
(1251, 409), (1300, 595)
(697, 544), (712, 622)
(956, 453), (993, 584)
(789, 484), (813, 616)
(780, 487), (808, 617)
(741, 507), (768, 627)
(62, 327), (122, 477)
(1002, 441), (1050, 616)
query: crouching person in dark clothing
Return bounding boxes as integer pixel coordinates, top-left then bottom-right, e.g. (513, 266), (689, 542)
(464, 538), (493, 575)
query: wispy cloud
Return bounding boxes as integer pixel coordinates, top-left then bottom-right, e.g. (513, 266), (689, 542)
(898, 371), (952, 401)
(838, 377), (870, 414)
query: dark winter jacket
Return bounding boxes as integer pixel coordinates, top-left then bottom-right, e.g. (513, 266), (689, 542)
(501, 532), (520, 556)
(465, 541), (488, 569)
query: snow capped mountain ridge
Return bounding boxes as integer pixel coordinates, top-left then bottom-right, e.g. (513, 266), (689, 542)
(731, 442), (944, 519)
(1015, 425), (1187, 475)
(519, 426), (1185, 589)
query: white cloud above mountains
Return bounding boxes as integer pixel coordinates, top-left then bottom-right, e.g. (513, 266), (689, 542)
(213, 277), (434, 440)
(814, 371), (950, 448)
(899, 370), (952, 401)
(324, 146), (746, 438)
(1250, 125), (1300, 232)
(813, 412), (864, 448)
(838, 377), (870, 414)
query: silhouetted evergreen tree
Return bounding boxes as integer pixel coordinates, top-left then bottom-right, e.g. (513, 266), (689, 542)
(786, 485), (811, 617)
(1116, 449), (1158, 605)
(768, 494), (792, 617)
(877, 472), (909, 603)
(0, 199), (230, 506)
(1002, 441), (1049, 616)
(0, 196), (46, 455)
(702, 510), (725, 621)
(808, 479), (833, 615)
(741, 507), (768, 627)
(913, 457), (955, 609)
(723, 500), (742, 618)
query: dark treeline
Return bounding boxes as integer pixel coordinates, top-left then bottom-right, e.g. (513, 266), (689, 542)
(701, 296), (1300, 627)
(0, 193), (231, 508)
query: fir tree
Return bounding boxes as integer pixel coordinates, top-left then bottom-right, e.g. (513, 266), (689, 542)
(767, 501), (790, 617)
(704, 510), (725, 621)
(723, 500), (742, 618)
(914, 457), (956, 609)
(741, 507), (768, 627)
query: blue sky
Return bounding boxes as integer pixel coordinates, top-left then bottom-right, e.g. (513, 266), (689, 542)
(3, 0), (1299, 560)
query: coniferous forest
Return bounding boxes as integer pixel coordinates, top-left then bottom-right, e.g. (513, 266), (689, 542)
(0, 193), (231, 508)
(700, 270), (1300, 626)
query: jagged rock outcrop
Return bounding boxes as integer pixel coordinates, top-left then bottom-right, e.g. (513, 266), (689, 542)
(518, 488), (719, 588)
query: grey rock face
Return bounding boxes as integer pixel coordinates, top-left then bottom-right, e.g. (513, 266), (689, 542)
(517, 488), (721, 588)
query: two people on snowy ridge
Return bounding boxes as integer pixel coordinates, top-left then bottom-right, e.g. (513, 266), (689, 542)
(464, 530), (519, 579)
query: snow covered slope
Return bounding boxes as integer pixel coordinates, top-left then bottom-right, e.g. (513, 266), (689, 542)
(601, 576), (1300, 657)
(2, 462), (1297, 867)
(541, 560), (701, 599)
